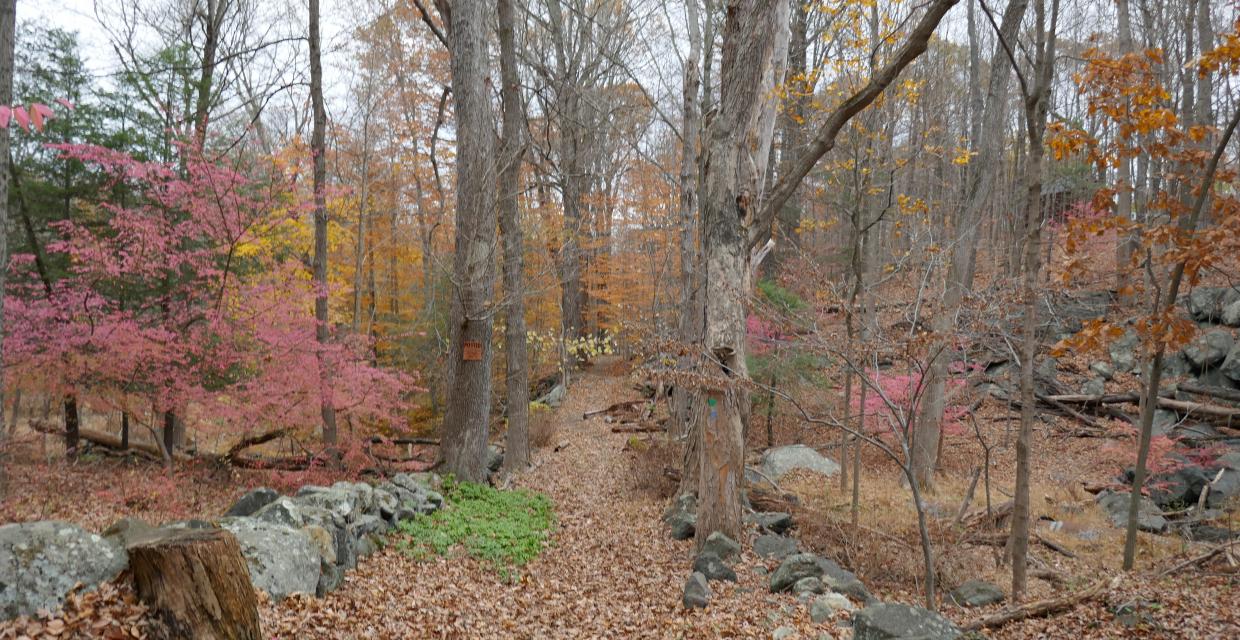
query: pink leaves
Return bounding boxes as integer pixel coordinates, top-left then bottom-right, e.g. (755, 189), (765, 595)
(0, 100), (71, 133)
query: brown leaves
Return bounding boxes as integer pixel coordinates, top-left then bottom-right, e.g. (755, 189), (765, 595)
(0, 581), (153, 640)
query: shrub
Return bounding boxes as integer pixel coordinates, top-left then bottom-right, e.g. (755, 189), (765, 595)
(528, 401), (556, 449)
(396, 478), (555, 578)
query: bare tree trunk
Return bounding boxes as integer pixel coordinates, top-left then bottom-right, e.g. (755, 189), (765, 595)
(499, 0), (530, 474)
(1012, 0), (1058, 600)
(672, 0), (703, 444)
(192, 0), (226, 146)
(1114, 0), (1136, 300)
(696, 0), (782, 550)
(0, 0), (12, 490)
(910, 0), (1027, 489)
(438, 0), (499, 483)
(309, 0), (338, 447)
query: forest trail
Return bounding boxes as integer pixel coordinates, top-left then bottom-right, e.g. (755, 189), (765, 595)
(262, 363), (833, 639)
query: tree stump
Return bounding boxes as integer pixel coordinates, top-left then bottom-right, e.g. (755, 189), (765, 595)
(129, 528), (261, 640)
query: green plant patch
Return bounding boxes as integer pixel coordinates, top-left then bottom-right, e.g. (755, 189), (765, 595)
(395, 478), (555, 577)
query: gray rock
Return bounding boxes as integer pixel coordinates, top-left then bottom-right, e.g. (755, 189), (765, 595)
(296, 486), (358, 523)
(0, 521), (129, 619)
(664, 493), (697, 540)
(1162, 352), (1194, 378)
(754, 534), (798, 559)
(770, 553), (823, 593)
(350, 514), (388, 538)
(1187, 287), (1240, 322)
(1207, 455), (1240, 509)
(792, 576), (825, 595)
(253, 497), (306, 528)
(374, 487), (401, 523)
(1222, 299), (1240, 327)
(225, 487), (280, 518)
(487, 445), (504, 473)
(748, 511), (793, 535)
(332, 482), (376, 516)
(853, 603), (961, 640)
(683, 572), (710, 609)
(352, 533), (378, 558)
(1149, 464), (1212, 509)
(391, 473), (429, 494)
(773, 626), (795, 640)
(1096, 489), (1167, 533)
(316, 560), (343, 597)
(818, 557), (874, 604)
(1090, 361), (1116, 380)
(760, 444), (840, 480)
(1152, 409), (1180, 437)
(701, 532), (741, 561)
(1184, 330), (1234, 369)
(1081, 377), (1106, 396)
(810, 593), (855, 623)
(162, 519), (216, 530)
(302, 525), (337, 565)
(1221, 343), (1240, 383)
(692, 551), (737, 582)
(949, 580), (1005, 607)
(101, 517), (163, 550)
(538, 383), (567, 408)
(220, 519), (320, 600)
(1109, 329), (1141, 372)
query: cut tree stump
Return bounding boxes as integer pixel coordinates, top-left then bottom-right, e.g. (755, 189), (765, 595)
(130, 528), (261, 640)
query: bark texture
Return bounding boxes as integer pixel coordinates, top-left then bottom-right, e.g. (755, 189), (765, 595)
(439, 0), (499, 483)
(130, 528), (261, 640)
(499, 0), (530, 473)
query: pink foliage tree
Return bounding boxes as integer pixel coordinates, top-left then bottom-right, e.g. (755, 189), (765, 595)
(3, 144), (412, 450)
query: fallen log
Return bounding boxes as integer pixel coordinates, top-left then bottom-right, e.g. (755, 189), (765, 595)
(28, 421), (178, 460)
(130, 528), (261, 639)
(583, 400), (649, 420)
(367, 435), (440, 446)
(610, 424), (663, 434)
(962, 577), (1117, 631)
(1178, 381), (1240, 404)
(225, 428), (290, 459)
(1043, 393), (1240, 420)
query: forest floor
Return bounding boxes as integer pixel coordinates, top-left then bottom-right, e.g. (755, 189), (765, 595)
(3, 359), (1239, 638)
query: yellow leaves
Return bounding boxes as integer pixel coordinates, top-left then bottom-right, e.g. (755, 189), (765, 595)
(951, 147), (975, 166)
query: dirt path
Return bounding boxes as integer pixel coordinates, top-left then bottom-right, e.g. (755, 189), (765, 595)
(262, 366), (838, 639)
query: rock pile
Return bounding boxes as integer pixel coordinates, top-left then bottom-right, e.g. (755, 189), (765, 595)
(0, 473), (444, 619)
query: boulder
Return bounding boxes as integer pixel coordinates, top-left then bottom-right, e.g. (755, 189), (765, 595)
(332, 481), (376, 516)
(220, 518), (320, 600)
(949, 579), (1005, 607)
(1187, 287), (1240, 322)
(253, 497), (306, 528)
(692, 551), (737, 582)
(770, 553), (823, 593)
(810, 593), (855, 623)
(1149, 464), (1212, 509)
(102, 517), (163, 550)
(316, 561), (343, 597)
(700, 532), (741, 561)
(1109, 329), (1141, 372)
(754, 534), (798, 560)
(225, 487), (280, 518)
(1184, 330), (1234, 370)
(1096, 489), (1166, 533)
(683, 572), (710, 609)
(374, 486), (402, 523)
(853, 603), (961, 640)
(792, 576), (825, 595)
(760, 445), (840, 480)
(1222, 299), (1240, 327)
(1221, 344), (1240, 383)
(1151, 410), (1180, 437)
(772, 627), (795, 640)
(350, 514), (389, 538)
(663, 493), (697, 541)
(748, 511), (793, 535)
(1207, 452), (1240, 509)
(302, 525), (336, 565)
(1081, 377), (1106, 396)
(296, 486), (359, 522)
(817, 557), (873, 603)
(1090, 361), (1116, 380)
(0, 521), (129, 619)
(487, 445), (504, 473)
(1162, 352), (1195, 378)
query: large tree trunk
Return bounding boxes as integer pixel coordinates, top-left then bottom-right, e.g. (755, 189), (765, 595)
(695, 0), (782, 549)
(499, 0), (530, 474)
(192, 0), (226, 145)
(130, 528), (261, 640)
(309, 0), (338, 447)
(439, 0), (499, 483)
(910, 0), (1027, 489)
